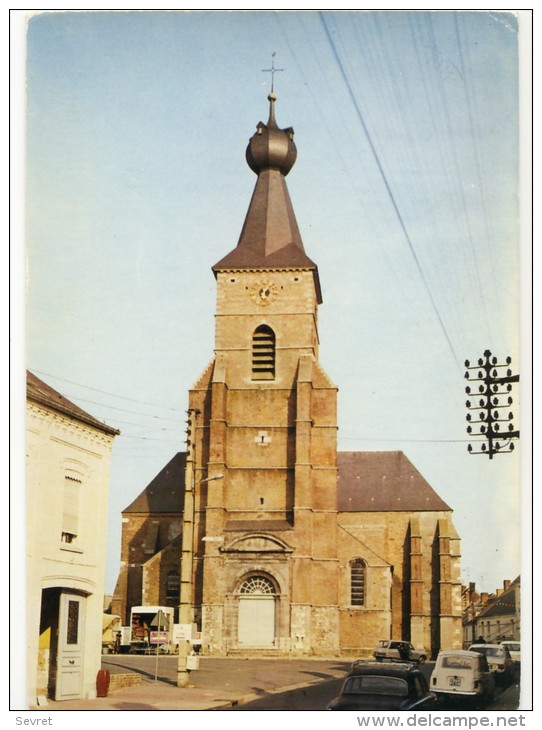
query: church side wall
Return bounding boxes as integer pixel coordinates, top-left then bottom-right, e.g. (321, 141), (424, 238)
(337, 509), (461, 657)
(114, 512), (182, 623)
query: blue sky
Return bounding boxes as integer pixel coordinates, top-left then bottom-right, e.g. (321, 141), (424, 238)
(18, 9), (530, 598)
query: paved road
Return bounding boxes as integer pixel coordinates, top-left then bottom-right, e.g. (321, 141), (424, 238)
(102, 654), (351, 693)
(101, 655), (520, 711)
(218, 664), (520, 711)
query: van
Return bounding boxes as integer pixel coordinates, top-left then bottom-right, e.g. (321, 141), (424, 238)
(430, 650), (495, 704)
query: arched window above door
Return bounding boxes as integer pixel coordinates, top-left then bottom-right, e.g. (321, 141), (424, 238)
(239, 575), (276, 595)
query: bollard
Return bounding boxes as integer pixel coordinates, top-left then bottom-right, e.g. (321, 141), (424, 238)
(96, 668), (110, 697)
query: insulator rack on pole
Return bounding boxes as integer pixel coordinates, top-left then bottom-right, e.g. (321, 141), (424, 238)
(464, 349), (520, 459)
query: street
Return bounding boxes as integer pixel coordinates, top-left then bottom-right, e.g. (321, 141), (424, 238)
(102, 655), (520, 711)
(218, 665), (521, 711)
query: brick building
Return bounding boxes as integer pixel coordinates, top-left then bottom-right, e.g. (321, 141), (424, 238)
(112, 92), (462, 658)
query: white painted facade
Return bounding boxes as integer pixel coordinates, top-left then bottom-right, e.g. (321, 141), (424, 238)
(26, 373), (118, 707)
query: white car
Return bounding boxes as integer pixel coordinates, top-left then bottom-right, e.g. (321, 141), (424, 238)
(500, 641), (520, 666)
(430, 650), (495, 704)
(372, 640), (427, 664)
(469, 643), (515, 682)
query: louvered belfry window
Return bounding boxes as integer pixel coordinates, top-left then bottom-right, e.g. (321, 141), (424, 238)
(252, 325), (276, 380)
(351, 559), (366, 606)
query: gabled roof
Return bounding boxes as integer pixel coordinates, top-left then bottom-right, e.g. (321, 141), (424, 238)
(123, 451), (451, 517)
(477, 576), (520, 618)
(123, 452), (186, 514)
(338, 451), (451, 512)
(26, 370), (119, 436)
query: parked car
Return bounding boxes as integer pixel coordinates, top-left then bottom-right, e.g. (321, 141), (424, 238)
(469, 643), (515, 683)
(372, 640), (427, 664)
(328, 661), (437, 711)
(500, 641), (521, 667)
(430, 650), (495, 705)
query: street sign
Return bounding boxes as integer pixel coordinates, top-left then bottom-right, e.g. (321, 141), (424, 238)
(150, 630), (169, 645)
(174, 623), (195, 642)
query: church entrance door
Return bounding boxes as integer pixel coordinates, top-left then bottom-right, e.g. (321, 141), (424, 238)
(237, 575), (277, 647)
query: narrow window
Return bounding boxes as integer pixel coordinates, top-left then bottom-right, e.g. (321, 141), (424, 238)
(252, 325), (275, 380)
(350, 559), (366, 606)
(166, 571), (180, 603)
(66, 600), (80, 644)
(61, 474), (81, 544)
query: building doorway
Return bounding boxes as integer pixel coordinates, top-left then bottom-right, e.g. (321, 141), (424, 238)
(237, 575), (277, 647)
(38, 588), (86, 701)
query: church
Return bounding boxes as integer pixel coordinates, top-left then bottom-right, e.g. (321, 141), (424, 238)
(112, 90), (462, 659)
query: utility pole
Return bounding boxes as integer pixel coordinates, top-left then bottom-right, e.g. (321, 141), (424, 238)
(177, 409), (223, 687)
(177, 408), (199, 688)
(464, 349), (520, 459)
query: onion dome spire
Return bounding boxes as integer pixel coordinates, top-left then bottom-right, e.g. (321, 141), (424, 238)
(245, 92), (297, 176)
(213, 90), (322, 303)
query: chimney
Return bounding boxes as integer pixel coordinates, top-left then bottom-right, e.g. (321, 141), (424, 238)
(480, 592), (488, 604)
(503, 580), (511, 590)
(469, 582), (476, 593)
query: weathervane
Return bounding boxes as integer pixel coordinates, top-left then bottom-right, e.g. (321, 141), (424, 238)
(262, 52), (284, 93)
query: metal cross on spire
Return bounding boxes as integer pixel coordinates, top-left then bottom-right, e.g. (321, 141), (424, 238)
(262, 52), (284, 93)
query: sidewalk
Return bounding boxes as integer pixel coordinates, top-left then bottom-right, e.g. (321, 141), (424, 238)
(27, 657), (351, 711)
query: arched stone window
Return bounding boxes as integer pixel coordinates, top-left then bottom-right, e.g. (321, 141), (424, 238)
(252, 325), (276, 380)
(350, 558), (367, 606)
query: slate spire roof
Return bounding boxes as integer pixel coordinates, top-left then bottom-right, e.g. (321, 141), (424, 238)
(213, 92), (322, 302)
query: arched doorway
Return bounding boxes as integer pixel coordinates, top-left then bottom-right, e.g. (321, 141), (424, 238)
(237, 575), (277, 647)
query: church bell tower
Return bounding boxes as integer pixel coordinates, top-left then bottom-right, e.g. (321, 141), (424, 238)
(187, 92), (340, 655)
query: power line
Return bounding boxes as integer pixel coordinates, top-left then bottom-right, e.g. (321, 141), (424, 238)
(30, 368), (181, 412)
(57, 393), (183, 424)
(320, 12), (461, 371)
(425, 13), (493, 343)
(339, 436), (471, 444)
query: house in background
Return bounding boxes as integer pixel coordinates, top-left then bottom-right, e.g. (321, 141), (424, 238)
(26, 371), (119, 706)
(462, 577), (521, 647)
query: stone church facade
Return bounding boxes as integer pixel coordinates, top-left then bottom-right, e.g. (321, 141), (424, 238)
(112, 92), (462, 658)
